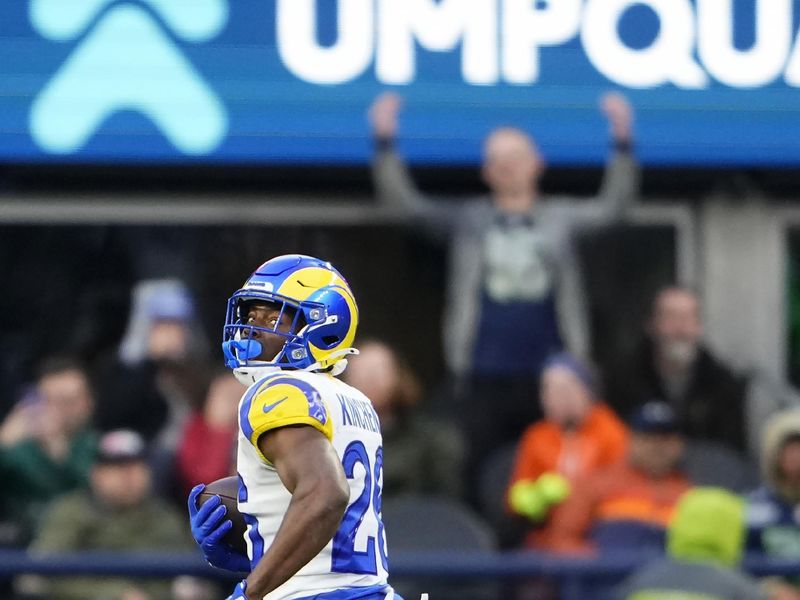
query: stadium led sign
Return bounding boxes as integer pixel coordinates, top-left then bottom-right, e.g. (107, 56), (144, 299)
(278, 0), (800, 89)
(30, 0), (228, 155)
(0, 0), (798, 166)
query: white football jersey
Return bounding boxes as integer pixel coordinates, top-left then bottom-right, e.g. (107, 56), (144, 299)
(236, 370), (391, 600)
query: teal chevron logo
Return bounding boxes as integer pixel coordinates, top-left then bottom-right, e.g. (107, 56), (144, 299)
(29, 0), (229, 156)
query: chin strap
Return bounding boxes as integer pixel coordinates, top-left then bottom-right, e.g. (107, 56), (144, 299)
(303, 347), (359, 377)
(232, 347), (359, 385)
(329, 359), (350, 377)
(232, 364), (281, 386)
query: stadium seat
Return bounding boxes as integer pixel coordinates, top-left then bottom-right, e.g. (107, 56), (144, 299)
(477, 442), (526, 548)
(682, 440), (759, 492)
(383, 495), (497, 552)
(383, 495), (498, 600)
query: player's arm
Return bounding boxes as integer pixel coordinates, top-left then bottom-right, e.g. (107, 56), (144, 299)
(243, 425), (349, 599)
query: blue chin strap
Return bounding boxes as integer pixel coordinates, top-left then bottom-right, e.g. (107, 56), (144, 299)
(222, 339), (263, 369)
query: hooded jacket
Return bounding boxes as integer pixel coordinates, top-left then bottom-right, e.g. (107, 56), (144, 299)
(616, 488), (765, 600)
(747, 408), (800, 558)
(668, 488), (745, 567)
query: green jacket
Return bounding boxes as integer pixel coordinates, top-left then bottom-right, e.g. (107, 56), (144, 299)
(616, 488), (766, 600)
(0, 429), (97, 541)
(31, 490), (194, 600)
(667, 487), (745, 567)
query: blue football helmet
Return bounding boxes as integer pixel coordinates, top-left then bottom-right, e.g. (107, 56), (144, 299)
(222, 255), (358, 380)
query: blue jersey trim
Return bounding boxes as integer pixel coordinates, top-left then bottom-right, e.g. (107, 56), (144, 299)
(292, 584), (400, 600)
(267, 376), (328, 425)
(238, 373), (284, 440)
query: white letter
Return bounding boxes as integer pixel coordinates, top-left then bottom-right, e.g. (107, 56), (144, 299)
(377, 0), (497, 85)
(582, 0), (707, 88)
(785, 22), (800, 86)
(501, 0), (581, 84)
(697, 0), (790, 88)
(277, 0), (372, 85)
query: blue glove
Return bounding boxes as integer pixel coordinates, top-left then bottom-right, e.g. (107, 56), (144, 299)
(226, 580), (249, 600)
(188, 484), (251, 572)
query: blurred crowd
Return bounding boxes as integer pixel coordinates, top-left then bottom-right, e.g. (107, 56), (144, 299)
(2, 92), (800, 600)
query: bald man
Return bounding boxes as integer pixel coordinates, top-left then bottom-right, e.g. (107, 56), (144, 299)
(369, 92), (639, 491)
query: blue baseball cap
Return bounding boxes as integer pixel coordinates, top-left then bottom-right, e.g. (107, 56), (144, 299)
(629, 401), (680, 433)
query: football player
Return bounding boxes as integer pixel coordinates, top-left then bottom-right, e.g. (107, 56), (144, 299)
(187, 255), (401, 600)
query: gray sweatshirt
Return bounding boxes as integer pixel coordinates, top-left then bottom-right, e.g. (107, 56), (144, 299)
(372, 146), (640, 376)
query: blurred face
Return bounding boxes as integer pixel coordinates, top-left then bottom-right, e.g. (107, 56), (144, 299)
(241, 301), (299, 362)
(629, 431), (684, 477)
(343, 342), (398, 418)
(778, 440), (800, 489)
(91, 461), (151, 509)
(203, 373), (243, 429)
(482, 128), (543, 202)
(147, 320), (189, 361)
(172, 576), (217, 600)
(38, 369), (93, 435)
(540, 366), (593, 429)
(650, 288), (702, 367)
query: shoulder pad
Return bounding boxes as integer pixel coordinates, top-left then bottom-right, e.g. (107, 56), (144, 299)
(239, 374), (332, 462)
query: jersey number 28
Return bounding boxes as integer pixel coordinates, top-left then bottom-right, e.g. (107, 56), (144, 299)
(331, 440), (388, 575)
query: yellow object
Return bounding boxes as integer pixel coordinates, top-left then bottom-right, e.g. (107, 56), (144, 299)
(509, 480), (548, 521)
(538, 472), (571, 504)
(243, 373), (334, 463)
(667, 487), (745, 567)
(509, 473), (572, 522)
(274, 265), (359, 370)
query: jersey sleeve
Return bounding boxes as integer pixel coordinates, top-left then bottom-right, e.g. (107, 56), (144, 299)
(239, 375), (333, 462)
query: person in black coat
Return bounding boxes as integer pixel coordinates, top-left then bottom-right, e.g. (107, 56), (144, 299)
(605, 286), (748, 453)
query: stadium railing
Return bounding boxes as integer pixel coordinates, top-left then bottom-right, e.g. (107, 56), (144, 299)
(0, 549), (797, 580)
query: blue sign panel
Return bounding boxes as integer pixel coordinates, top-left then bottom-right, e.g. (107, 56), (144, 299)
(1, 0), (800, 166)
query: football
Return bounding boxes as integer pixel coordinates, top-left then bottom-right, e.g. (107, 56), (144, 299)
(197, 476), (248, 556)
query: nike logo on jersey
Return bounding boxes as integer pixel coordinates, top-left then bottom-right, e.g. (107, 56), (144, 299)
(262, 397), (288, 413)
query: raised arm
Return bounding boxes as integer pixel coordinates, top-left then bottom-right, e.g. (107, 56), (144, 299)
(234, 426), (349, 600)
(369, 92), (460, 237)
(559, 92), (640, 232)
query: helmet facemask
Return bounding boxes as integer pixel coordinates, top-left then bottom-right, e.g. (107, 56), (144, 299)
(222, 289), (326, 370)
